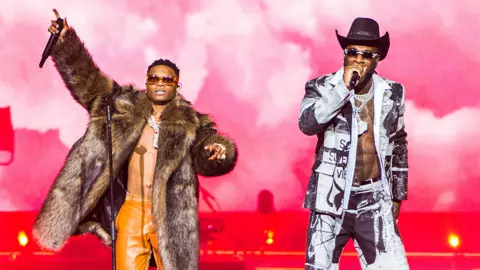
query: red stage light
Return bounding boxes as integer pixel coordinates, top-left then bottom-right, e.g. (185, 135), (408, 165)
(448, 233), (460, 249)
(17, 231), (28, 247)
(265, 230), (274, 245)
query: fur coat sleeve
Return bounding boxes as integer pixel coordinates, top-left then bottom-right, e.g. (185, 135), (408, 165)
(191, 113), (237, 176)
(51, 28), (113, 111)
(33, 27), (124, 250)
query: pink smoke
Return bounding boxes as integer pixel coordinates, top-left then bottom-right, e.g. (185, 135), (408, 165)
(0, 1), (479, 212)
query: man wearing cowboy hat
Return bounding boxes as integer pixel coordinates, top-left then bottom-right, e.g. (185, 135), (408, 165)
(298, 18), (409, 269)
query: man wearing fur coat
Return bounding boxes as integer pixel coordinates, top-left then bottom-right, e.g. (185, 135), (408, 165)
(33, 9), (238, 270)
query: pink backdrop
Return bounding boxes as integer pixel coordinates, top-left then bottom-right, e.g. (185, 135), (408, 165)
(1, 0), (479, 213)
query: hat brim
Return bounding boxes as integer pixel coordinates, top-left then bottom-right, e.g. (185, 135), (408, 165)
(336, 30), (390, 61)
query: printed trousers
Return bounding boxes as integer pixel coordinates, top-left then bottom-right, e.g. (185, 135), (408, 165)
(305, 181), (409, 270)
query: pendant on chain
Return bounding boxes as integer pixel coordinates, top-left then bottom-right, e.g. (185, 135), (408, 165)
(353, 81), (374, 136)
(356, 114), (368, 136)
(148, 115), (160, 149)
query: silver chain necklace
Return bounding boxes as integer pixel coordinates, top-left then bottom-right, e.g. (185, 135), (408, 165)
(353, 80), (374, 136)
(147, 115), (160, 149)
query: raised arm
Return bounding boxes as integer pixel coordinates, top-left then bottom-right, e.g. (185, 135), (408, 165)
(298, 76), (353, 135)
(48, 9), (113, 111)
(191, 113), (237, 177)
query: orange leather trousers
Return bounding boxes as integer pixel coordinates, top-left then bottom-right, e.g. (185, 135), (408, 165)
(115, 193), (163, 270)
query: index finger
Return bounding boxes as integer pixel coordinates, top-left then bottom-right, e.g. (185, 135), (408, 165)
(53, 9), (60, 19)
(347, 63), (361, 69)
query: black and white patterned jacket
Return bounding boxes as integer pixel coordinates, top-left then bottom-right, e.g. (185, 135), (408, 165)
(298, 67), (408, 216)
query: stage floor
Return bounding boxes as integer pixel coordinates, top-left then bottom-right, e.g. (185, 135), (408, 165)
(1, 211), (479, 269)
(1, 251), (480, 270)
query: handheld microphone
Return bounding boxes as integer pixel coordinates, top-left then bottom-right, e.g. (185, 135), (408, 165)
(349, 71), (359, 89)
(39, 18), (64, 68)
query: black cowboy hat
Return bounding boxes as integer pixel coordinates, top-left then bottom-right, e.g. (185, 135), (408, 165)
(336, 17), (390, 61)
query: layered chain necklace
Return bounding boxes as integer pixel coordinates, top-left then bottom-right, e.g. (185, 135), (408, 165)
(353, 80), (374, 136)
(147, 114), (160, 149)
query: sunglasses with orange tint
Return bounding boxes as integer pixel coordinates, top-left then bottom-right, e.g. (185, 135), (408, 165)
(146, 74), (179, 86)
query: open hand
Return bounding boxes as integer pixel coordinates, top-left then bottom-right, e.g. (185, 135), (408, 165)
(48, 9), (69, 41)
(204, 143), (226, 161)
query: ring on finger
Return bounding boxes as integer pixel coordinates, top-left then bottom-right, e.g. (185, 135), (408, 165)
(213, 143), (226, 151)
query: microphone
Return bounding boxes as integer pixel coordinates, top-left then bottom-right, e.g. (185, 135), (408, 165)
(349, 71), (359, 89)
(39, 18), (64, 68)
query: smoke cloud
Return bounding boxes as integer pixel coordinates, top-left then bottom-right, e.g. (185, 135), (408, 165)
(1, 0), (479, 212)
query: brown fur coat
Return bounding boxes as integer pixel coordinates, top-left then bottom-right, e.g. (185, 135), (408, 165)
(32, 28), (237, 270)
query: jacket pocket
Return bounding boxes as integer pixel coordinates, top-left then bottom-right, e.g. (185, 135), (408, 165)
(314, 161), (335, 176)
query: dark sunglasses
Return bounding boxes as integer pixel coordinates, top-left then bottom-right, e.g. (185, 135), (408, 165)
(146, 74), (179, 85)
(344, 48), (380, 60)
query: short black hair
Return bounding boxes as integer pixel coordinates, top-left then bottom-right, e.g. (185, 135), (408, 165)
(147, 59), (180, 78)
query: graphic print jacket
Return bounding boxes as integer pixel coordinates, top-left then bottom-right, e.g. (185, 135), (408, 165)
(298, 67), (408, 216)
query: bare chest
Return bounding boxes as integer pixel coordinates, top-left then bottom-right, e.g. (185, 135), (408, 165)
(354, 98), (376, 144)
(136, 125), (158, 153)
(128, 124), (158, 167)
(355, 98), (375, 125)
(127, 124), (159, 191)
